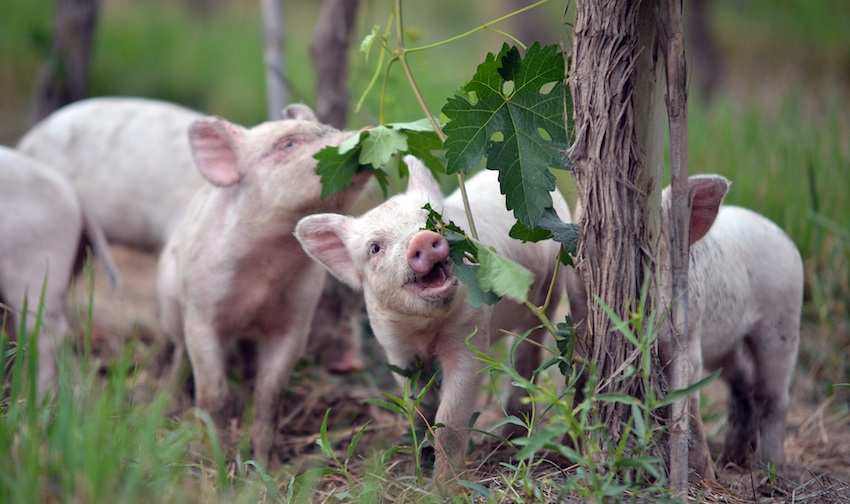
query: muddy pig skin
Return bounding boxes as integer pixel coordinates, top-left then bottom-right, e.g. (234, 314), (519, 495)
(568, 175), (803, 478)
(17, 96), (366, 374)
(295, 155), (571, 482)
(17, 97), (205, 252)
(156, 105), (370, 464)
(0, 146), (119, 392)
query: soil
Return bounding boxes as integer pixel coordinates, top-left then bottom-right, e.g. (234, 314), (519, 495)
(75, 245), (850, 503)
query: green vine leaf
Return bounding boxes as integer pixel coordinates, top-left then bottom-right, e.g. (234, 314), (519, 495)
(424, 204), (532, 307)
(442, 42), (570, 228)
(314, 122), (442, 197)
(360, 127), (408, 167)
(314, 130), (370, 199)
(360, 26), (382, 62)
(475, 242), (534, 304)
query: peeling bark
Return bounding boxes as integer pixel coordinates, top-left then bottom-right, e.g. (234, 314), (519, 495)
(569, 0), (666, 466)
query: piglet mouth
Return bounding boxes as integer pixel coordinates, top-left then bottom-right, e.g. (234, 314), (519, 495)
(404, 260), (458, 300)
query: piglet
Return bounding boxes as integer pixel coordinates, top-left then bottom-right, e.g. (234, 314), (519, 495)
(156, 105), (370, 464)
(0, 146), (119, 392)
(295, 155), (571, 482)
(18, 97), (365, 375)
(17, 97), (205, 252)
(568, 175), (803, 477)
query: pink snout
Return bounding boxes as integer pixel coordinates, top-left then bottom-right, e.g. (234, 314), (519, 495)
(407, 230), (450, 274)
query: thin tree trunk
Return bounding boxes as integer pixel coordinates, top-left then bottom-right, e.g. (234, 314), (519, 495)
(260, 0), (287, 120)
(310, 0), (359, 128)
(569, 0), (666, 465)
(30, 0), (99, 124)
(663, 0), (691, 495)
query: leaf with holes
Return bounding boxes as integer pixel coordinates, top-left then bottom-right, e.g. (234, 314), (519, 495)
(442, 42), (570, 228)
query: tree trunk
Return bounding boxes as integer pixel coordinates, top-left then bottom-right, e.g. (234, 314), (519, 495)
(30, 0), (99, 124)
(260, 0), (287, 120)
(569, 0), (666, 465)
(310, 0), (359, 129)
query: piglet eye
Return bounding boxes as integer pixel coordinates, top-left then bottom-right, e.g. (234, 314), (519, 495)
(369, 243), (381, 255)
(277, 137), (301, 150)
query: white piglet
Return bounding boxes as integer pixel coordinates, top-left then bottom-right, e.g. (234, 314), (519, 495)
(661, 176), (803, 474)
(295, 155), (571, 481)
(17, 97), (205, 251)
(569, 175), (803, 477)
(0, 146), (119, 392)
(156, 105), (370, 464)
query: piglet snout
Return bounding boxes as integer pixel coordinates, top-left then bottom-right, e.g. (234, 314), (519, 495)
(407, 231), (449, 274)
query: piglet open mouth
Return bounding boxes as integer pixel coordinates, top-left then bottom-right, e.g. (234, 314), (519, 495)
(404, 260), (458, 300)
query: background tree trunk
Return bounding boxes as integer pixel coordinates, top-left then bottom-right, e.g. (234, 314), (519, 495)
(569, 0), (667, 464)
(310, 0), (359, 128)
(260, 0), (287, 120)
(686, 0), (723, 101)
(30, 0), (99, 124)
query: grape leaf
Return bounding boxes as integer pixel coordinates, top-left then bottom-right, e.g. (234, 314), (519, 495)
(510, 207), (579, 257)
(535, 207), (579, 256)
(424, 204), (532, 306)
(314, 122), (442, 197)
(442, 42), (570, 228)
(360, 25), (382, 62)
(360, 126), (408, 167)
(475, 242), (534, 304)
(424, 204), (500, 307)
(314, 134), (368, 199)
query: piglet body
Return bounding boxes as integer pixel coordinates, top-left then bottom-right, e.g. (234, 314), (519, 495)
(17, 97), (205, 251)
(295, 155), (571, 481)
(671, 190), (802, 473)
(156, 105), (370, 463)
(569, 176), (803, 476)
(0, 146), (119, 392)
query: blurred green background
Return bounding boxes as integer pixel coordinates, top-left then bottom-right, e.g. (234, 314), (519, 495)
(2, 0), (849, 386)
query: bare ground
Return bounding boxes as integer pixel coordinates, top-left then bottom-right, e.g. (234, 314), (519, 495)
(75, 246), (850, 503)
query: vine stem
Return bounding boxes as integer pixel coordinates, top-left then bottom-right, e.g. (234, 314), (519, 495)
(404, 0), (551, 54)
(393, 0), (479, 239)
(392, 0), (562, 334)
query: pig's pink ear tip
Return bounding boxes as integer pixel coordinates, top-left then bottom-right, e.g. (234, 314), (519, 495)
(358, 126), (373, 133)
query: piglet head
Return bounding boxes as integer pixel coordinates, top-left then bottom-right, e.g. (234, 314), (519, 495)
(296, 156), (462, 319)
(188, 104), (369, 218)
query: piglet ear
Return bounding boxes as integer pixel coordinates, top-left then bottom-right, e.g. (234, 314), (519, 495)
(688, 175), (730, 245)
(189, 117), (246, 187)
(282, 104), (319, 122)
(404, 155), (443, 204)
(295, 214), (362, 290)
